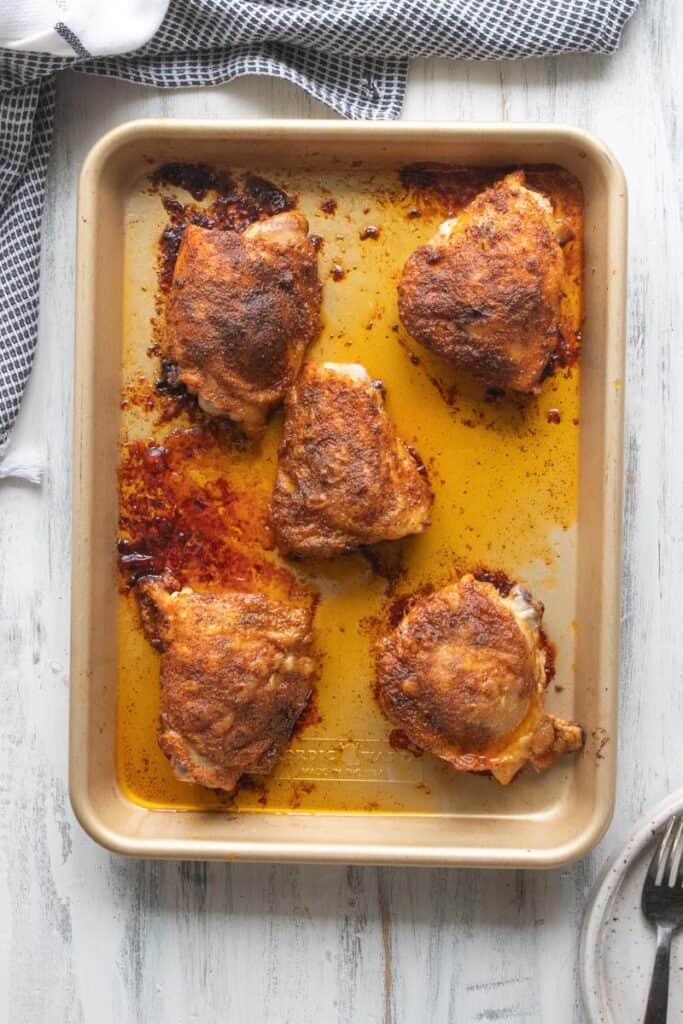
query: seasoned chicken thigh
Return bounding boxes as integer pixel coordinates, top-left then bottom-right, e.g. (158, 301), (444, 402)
(137, 574), (316, 792)
(269, 361), (433, 558)
(398, 171), (566, 393)
(376, 574), (583, 784)
(166, 211), (322, 436)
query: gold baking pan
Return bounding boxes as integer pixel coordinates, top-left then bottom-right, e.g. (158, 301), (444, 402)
(70, 120), (627, 866)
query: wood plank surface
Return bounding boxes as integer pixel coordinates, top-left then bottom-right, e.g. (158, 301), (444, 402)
(1, 2), (680, 1020)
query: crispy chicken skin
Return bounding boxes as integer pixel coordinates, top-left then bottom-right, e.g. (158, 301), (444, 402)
(136, 574), (316, 792)
(166, 211), (322, 436)
(269, 361), (434, 558)
(375, 574), (583, 784)
(398, 171), (566, 393)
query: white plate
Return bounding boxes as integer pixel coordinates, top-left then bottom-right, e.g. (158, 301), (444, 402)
(580, 789), (683, 1023)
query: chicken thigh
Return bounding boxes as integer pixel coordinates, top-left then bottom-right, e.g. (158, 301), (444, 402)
(137, 573), (316, 792)
(166, 210), (322, 436)
(398, 171), (566, 393)
(269, 361), (433, 558)
(376, 574), (583, 784)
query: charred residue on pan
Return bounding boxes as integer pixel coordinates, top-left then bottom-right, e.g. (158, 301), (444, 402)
(398, 163), (509, 217)
(154, 358), (198, 422)
(540, 629), (557, 687)
(151, 162), (233, 200)
(117, 422), (311, 605)
(540, 327), (581, 382)
(472, 566), (515, 596)
(119, 360), (202, 426)
(151, 164), (296, 295)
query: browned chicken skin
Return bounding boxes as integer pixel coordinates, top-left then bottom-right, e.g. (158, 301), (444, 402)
(269, 361), (434, 558)
(136, 574), (316, 792)
(398, 171), (566, 393)
(166, 211), (322, 436)
(376, 575), (583, 784)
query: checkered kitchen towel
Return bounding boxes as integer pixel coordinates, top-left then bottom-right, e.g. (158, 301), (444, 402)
(0, 0), (640, 479)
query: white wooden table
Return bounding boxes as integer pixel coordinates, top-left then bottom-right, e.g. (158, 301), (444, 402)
(1, 3), (681, 1020)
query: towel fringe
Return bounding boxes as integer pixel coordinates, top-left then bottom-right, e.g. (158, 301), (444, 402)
(0, 446), (43, 485)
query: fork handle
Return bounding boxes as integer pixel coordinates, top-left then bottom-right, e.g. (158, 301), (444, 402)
(644, 923), (675, 1023)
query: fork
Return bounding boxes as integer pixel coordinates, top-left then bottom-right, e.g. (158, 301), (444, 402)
(641, 814), (683, 1023)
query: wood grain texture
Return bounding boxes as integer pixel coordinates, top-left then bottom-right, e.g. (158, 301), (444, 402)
(1, 1), (681, 1019)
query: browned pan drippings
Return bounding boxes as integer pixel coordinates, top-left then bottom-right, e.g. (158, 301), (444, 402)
(116, 161), (582, 813)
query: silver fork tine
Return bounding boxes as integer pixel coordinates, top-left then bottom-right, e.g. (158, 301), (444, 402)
(660, 816), (682, 886)
(642, 815), (683, 1024)
(669, 816), (683, 887)
(647, 816), (676, 886)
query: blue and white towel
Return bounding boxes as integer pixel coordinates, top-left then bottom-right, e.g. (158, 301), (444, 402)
(0, 0), (640, 478)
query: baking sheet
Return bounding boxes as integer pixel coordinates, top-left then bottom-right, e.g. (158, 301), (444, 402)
(70, 121), (626, 865)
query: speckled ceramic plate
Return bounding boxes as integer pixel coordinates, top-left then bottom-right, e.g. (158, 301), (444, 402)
(580, 789), (683, 1023)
